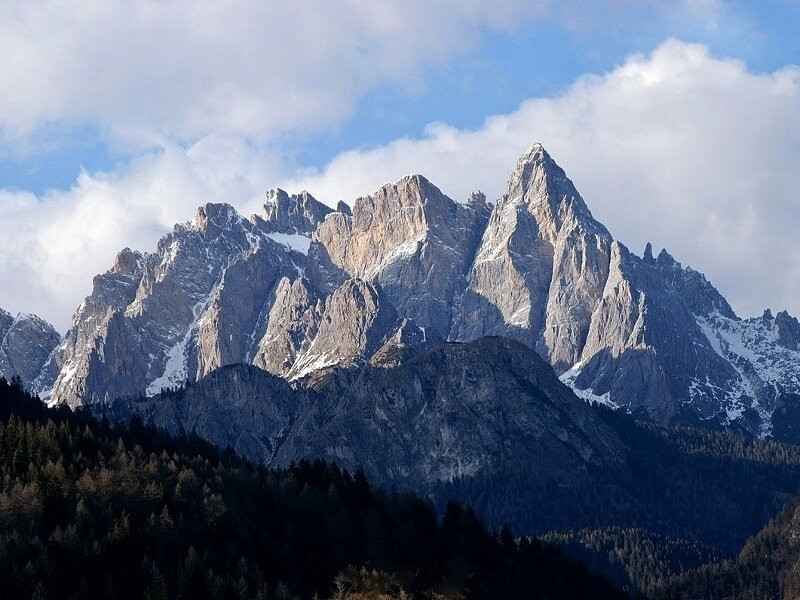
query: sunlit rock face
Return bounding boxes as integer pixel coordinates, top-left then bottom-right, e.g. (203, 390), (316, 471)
(0, 309), (60, 387)
(15, 143), (800, 438)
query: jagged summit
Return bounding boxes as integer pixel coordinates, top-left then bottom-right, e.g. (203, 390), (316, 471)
(500, 143), (610, 242)
(643, 242), (655, 262)
(191, 202), (245, 237)
(261, 188), (332, 234)
(5, 141), (799, 439)
(0, 307), (60, 385)
(113, 248), (144, 276)
(505, 143), (571, 197)
(335, 200), (351, 216)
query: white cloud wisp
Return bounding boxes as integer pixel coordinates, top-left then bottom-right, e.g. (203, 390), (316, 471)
(1, 39), (798, 331)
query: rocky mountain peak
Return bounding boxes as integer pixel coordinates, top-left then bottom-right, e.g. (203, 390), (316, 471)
(336, 200), (352, 216)
(775, 310), (800, 351)
(8, 139), (798, 440)
(352, 174), (453, 225)
(656, 247), (679, 268)
(504, 143), (575, 203)
(0, 309), (60, 386)
(193, 202), (244, 238)
(496, 144), (609, 247)
(262, 188), (332, 234)
(643, 242), (655, 263)
(466, 190), (490, 213)
(112, 248), (143, 276)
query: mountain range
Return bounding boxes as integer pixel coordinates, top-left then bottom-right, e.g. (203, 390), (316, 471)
(4, 143), (800, 440)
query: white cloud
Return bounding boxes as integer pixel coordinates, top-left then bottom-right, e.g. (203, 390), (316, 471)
(1, 38), (799, 331)
(284, 40), (800, 320)
(0, 137), (285, 329)
(0, 0), (541, 152)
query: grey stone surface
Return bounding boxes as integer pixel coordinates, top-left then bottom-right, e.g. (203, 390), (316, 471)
(0, 309), (60, 387)
(452, 144), (612, 374)
(107, 337), (626, 492)
(311, 174), (488, 339)
(14, 142), (799, 437)
(259, 189), (332, 234)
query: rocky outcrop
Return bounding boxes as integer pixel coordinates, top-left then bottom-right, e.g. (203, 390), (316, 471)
(37, 203), (302, 407)
(250, 276), (322, 376)
(286, 279), (408, 380)
(259, 189), (332, 234)
(311, 174), (489, 338)
(107, 337), (627, 509)
(0, 309), (60, 386)
(17, 141), (800, 438)
(452, 144), (612, 372)
(572, 242), (745, 425)
(776, 310), (800, 351)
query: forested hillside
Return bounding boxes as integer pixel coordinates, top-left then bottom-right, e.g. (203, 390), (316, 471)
(658, 492), (800, 599)
(0, 377), (628, 600)
(525, 408), (800, 595)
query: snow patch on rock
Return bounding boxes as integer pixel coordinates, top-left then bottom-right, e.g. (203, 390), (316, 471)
(266, 232), (311, 255)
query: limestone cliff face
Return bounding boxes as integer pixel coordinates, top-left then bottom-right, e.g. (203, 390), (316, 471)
(106, 338), (627, 511)
(259, 188), (332, 234)
(250, 276), (322, 377)
(452, 144), (612, 374)
(0, 309), (59, 386)
(573, 242), (743, 424)
(37, 203), (302, 407)
(311, 174), (488, 338)
(285, 279), (408, 380)
(14, 142), (800, 437)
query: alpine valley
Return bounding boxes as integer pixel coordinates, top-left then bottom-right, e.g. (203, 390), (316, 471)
(3, 143), (800, 596)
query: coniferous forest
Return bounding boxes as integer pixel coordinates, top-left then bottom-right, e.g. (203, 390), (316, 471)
(7, 372), (800, 599)
(0, 377), (629, 600)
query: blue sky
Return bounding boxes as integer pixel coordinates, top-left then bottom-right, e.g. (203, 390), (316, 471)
(2, 0), (798, 193)
(0, 1), (799, 329)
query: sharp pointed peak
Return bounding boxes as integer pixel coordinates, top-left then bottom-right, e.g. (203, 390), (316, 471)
(261, 187), (332, 234)
(643, 242), (654, 262)
(522, 141), (547, 155)
(264, 188), (320, 204)
(502, 141), (611, 231)
(512, 142), (554, 168)
(336, 200), (352, 216)
(656, 247), (680, 268)
(393, 173), (436, 189)
(467, 190), (488, 207)
(506, 141), (570, 188)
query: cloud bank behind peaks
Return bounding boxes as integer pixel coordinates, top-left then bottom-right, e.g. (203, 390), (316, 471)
(285, 40), (800, 321)
(0, 0), (540, 150)
(1, 39), (799, 330)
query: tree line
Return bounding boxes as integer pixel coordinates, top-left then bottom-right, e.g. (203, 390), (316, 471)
(0, 377), (628, 600)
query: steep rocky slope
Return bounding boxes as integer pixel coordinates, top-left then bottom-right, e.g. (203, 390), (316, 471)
(105, 338), (800, 554)
(105, 337), (629, 530)
(661, 491), (800, 599)
(11, 142), (800, 436)
(0, 308), (59, 385)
